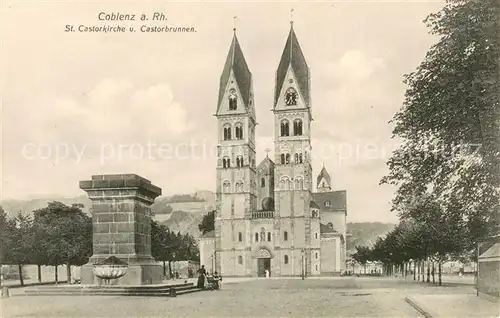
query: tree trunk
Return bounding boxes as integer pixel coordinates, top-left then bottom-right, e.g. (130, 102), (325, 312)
(66, 264), (72, 284)
(37, 264), (42, 283)
(55, 266), (58, 284)
(438, 262), (442, 286)
(168, 261), (172, 278)
(421, 262), (425, 281)
(417, 261), (421, 281)
(162, 261), (166, 276)
(18, 264), (24, 286)
(432, 262), (435, 284)
(413, 261), (416, 281)
(427, 261), (430, 283)
(364, 264), (366, 274)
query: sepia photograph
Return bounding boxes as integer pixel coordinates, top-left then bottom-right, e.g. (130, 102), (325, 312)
(0, 0), (499, 317)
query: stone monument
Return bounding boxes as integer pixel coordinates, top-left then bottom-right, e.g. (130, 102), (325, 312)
(80, 174), (163, 285)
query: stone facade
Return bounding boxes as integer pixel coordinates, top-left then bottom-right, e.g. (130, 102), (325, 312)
(79, 174), (163, 285)
(203, 25), (347, 278)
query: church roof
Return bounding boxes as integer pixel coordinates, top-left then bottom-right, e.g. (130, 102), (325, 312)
(258, 156), (275, 168)
(320, 223), (340, 235)
(317, 166), (331, 187)
(312, 190), (347, 211)
(274, 24), (310, 108)
(218, 32), (252, 110)
(309, 201), (321, 209)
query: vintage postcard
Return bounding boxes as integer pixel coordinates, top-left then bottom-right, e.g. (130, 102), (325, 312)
(1, 0), (499, 317)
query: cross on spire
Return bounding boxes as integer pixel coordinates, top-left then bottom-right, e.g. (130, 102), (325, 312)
(290, 8), (294, 25)
(264, 148), (271, 157)
(233, 16), (238, 33)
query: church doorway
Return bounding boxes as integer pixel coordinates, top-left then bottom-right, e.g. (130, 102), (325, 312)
(257, 258), (271, 277)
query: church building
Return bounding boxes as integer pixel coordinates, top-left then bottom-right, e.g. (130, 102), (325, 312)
(199, 22), (347, 277)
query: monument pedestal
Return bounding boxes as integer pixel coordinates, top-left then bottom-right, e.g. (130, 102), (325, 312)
(80, 174), (163, 285)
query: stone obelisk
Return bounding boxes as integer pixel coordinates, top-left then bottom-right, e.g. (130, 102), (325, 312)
(80, 174), (163, 285)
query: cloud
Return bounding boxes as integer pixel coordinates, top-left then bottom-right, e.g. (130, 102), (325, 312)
(331, 50), (385, 81)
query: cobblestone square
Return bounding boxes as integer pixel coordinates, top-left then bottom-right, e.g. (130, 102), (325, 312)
(2, 277), (473, 317)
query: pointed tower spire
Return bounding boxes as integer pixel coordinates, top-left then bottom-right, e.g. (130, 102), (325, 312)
(274, 18), (310, 108)
(217, 22), (252, 112)
(317, 166), (332, 192)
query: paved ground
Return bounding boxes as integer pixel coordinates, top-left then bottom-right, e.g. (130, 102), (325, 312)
(0, 277), (476, 317)
(406, 293), (499, 318)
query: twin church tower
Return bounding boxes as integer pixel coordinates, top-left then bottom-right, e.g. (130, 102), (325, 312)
(200, 22), (347, 277)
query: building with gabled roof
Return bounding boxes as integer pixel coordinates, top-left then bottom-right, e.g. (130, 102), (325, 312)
(200, 22), (347, 277)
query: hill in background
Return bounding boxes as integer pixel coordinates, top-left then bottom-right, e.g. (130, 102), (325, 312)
(346, 222), (395, 252)
(1, 192), (393, 250)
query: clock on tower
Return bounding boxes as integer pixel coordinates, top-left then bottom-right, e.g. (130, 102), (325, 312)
(285, 88), (298, 106)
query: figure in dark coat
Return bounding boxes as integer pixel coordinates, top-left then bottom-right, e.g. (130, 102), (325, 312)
(197, 265), (206, 288)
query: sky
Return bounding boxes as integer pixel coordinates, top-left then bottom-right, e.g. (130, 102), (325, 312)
(1, 0), (445, 223)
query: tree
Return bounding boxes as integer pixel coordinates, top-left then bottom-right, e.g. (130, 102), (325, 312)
(151, 220), (171, 277)
(382, 0), (500, 261)
(151, 220), (199, 278)
(33, 202), (92, 283)
(4, 213), (33, 286)
(0, 207), (7, 286)
(198, 210), (215, 235)
(352, 246), (372, 274)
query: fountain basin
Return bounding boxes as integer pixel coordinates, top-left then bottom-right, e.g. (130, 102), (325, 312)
(93, 256), (129, 280)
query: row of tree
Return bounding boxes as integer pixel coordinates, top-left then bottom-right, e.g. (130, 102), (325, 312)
(353, 0), (499, 285)
(0, 201), (199, 286)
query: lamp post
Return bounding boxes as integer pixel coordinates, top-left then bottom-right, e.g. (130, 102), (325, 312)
(301, 248), (305, 280)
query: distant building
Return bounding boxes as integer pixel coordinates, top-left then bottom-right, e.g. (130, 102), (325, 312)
(199, 22), (347, 277)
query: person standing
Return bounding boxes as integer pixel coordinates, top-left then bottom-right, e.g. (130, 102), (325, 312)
(197, 265), (206, 288)
(265, 269), (270, 278)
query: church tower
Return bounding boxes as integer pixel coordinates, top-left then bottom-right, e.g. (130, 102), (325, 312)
(214, 29), (257, 276)
(317, 166), (332, 192)
(273, 22), (316, 276)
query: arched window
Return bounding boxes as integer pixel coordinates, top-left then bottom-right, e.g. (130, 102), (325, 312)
(315, 232), (318, 239)
(223, 181), (230, 193)
(315, 264), (318, 271)
(281, 153), (290, 164)
(267, 232), (271, 241)
(255, 233), (259, 242)
(238, 232), (243, 242)
(325, 200), (331, 207)
(229, 90), (237, 110)
(238, 255), (243, 264)
(284, 178), (291, 190)
(284, 255), (289, 264)
(280, 120), (290, 137)
(284, 231), (288, 241)
(260, 228), (266, 242)
(295, 177), (303, 190)
(236, 156), (244, 168)
(235, 181), (243, 193)
(223, 125), (232, 140)
(235, 123), (244, 139)
(222, 156), (230, 168)
(293, 119), (303, 136)
(295, 153), (303, 164)
(261, 178), (265, 187)
(315, 252), (318, 259)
